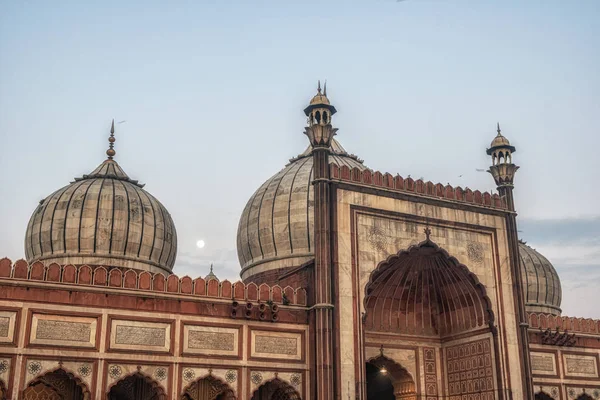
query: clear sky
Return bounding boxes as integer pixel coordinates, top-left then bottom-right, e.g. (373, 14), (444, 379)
(1, 0), (598, 317)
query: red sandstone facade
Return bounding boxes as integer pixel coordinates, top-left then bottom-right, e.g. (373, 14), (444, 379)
(0, 87), (598, 400)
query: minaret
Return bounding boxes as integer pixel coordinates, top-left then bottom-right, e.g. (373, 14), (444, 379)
(486, 123), (519, 209)
(487, 124), (534, 399)
(304, 81), (337, 400)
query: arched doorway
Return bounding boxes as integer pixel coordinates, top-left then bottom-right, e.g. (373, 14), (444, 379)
(535, 392), (554, 400)
(251, 378), (301, 400)
(23, 368), (89, 400)
(108, 373), (166, 400)
(181, 375), (235, 400)
(366, 356), (416, 400)
(362, 232), (496, 399)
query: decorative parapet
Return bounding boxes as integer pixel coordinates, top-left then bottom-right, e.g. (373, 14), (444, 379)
(528, 312), (600, 335)
(329, 164), (507, 209)
(0, 258), (307, 307)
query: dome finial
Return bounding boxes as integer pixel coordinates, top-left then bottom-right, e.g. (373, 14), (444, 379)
(323, 80), (327, 96)
(497, 122), (501, 136)
(317, 80), (322, 94)
(106, 119), (116, 160)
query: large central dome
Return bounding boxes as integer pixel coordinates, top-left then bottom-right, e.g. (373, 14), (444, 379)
(24, 122), (177, 274)
(237, 139), (368, 281)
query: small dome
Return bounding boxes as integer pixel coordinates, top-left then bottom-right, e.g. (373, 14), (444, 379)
(490, 134), (511, 149)
(24, 158), (177, 274)
(237, 138), (367, 281)
(309, 92), (330, 106)
(519, 241), (562, 316)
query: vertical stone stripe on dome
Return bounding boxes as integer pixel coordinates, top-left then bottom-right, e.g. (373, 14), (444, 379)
(153, 198), (167, 264)
(288, 161), (312, 255)
(58, 180), (88, 254)
(111, 180), (130, 255)
(286, 158), (311, 254)
(137, 189), (157, 261)
(270, 161), (300, 257)
(25, 186), (61, 259)
(72, 179), (96, 253)
(538, 251), (560, 307)
(79, 179), (103, 253)
(248, 174), (278, 261)
(39, 185), (71, 257)
(94, 178), (113, 253)
(259, 169), (286, 258)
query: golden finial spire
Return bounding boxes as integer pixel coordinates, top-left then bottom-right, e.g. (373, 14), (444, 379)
(106, 119), (116, 159)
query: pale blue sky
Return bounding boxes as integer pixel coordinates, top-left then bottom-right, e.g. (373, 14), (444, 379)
(1, 0), (598, 317)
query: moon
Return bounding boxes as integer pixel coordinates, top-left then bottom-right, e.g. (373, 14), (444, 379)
(196, 240), (205, 249)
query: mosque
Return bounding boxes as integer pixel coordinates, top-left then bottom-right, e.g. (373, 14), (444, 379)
(0, 84), (598, 400)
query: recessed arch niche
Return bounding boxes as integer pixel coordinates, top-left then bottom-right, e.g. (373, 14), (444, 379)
(363, 236), (494, 338)
(23, 368), (90, 400)
(181, 375), (235, 400)
(107, 372), (166, 400)
(366, 355), (416, 400)
(250, 378), (301, 400)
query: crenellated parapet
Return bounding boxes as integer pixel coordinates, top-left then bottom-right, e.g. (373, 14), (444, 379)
(329, 164), (507, 209)
(529, 312), (600, 335)
(0, 258), (307, 307)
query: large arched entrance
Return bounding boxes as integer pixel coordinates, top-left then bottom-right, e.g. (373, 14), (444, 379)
(181, 375), (235, 400)
(108, 373), (166, 400)
(366, 356), (416, 400)
(251, 379), (301, 400)
(23, 368), (89, 400)
(363, 231), (496, 399)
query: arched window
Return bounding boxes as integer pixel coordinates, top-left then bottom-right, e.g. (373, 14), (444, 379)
(108, 373), (166, 400)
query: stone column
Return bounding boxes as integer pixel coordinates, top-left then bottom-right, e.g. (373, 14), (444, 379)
(311, 142), (336, 400)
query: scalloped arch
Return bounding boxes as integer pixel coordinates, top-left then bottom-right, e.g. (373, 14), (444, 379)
(107, 371), (166, 400)
(364, 237), (495, 337)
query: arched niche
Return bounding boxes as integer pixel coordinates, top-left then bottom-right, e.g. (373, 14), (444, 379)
(23, 368), (90, 400)
(107, 372), (166, 400)
(250, 378), (301, 400)
(366, 355), (416, 400)
(181, 375), (235, 400)
(363, 237), (494, 337)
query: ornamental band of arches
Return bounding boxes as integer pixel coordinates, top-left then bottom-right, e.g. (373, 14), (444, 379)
(9, 366), (303, 400)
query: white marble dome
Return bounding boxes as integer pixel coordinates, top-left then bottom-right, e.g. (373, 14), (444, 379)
(236, 139), (368, 281)
(25, 158), (177, 274)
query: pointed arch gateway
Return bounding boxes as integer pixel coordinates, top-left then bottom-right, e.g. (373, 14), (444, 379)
(251, 378), (301, 400)
(366, 355), (416, 400)
(23, 368), (91, 400)
(107, 372), (166, 400)
(363, 234), (494, 337)
(181, 375), (236, 400)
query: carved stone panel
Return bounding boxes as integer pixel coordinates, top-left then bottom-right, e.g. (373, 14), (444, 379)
(251, 330), (302, 361)
(109, 319), (171, 353)
(29, 314), (97, 348)
(182, 325), (239, 357)
(0, 311), (16, 344)
(530, 352), (557, 376)
(563, 353), (599, 378)
(445, 338), (495, 400)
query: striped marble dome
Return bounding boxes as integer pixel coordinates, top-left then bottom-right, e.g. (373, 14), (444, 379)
(25, 158), (177, 274)
(519, 241), (562, 316)
(237, 138), (368, 281)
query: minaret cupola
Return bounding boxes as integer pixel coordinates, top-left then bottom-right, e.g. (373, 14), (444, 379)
(487, 123), (519, 188)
